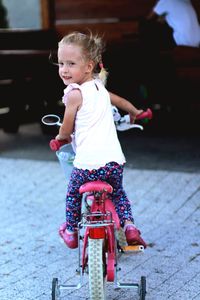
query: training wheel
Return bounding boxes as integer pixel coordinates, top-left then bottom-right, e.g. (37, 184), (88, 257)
(139, 276), (146, 300)
(52, 278), (60, 300)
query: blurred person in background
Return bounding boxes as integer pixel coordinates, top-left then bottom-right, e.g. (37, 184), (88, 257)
(147, 0), (200, 48)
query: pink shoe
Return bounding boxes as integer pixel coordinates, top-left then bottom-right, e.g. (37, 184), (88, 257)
(124, 224), (147, 248)
(59, 223), (78, 249)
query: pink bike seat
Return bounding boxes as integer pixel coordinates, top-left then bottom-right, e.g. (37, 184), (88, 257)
(79, 180), (113, 194)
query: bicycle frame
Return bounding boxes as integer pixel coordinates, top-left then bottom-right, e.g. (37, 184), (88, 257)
(79, 180), (120, 282)
(53, 180), (146, 300)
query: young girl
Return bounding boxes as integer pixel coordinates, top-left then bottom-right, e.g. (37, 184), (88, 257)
(56, 31), (147, 249)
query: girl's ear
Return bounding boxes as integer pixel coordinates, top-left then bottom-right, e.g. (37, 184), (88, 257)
(86, 60), (95, 73)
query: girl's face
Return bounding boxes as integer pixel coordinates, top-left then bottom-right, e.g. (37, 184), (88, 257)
(57, 43), (94, 85)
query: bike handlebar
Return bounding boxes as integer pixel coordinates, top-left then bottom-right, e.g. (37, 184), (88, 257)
(49, 139), (69, 151)
(49, 108), (153, 151)
(136, 108), (152, 120)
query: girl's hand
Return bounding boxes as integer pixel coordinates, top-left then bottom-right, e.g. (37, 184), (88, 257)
(55, 134), (71, 143)
(129, 109), (143, 124)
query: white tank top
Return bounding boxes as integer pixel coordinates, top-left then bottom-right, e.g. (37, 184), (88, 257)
(62, 79), (125, 170)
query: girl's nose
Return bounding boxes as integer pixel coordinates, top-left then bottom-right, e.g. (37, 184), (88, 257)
(62, 64), (69, 72)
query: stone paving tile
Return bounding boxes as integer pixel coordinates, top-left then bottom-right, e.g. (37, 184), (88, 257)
(0, 156), (200, 300)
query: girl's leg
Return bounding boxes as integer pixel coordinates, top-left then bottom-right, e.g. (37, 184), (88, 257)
(59, 168), (88, 248)
(104, 162), (134, 227)
(89, 162), (133, 227)
(112, 187), (134, 227)
(61, 163), (146, 248)
(64, 163), (133, 229)
(103, 163), (146, 247)
(65, 168), (86, 231)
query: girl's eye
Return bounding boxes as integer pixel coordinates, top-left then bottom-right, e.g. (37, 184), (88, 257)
(57, 62), (75, 67)
(58, 62), (64, 67)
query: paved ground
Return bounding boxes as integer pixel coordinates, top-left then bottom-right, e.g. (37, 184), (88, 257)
(0, 122), (200, 300)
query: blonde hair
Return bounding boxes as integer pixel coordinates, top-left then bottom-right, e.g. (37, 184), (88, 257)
(59, 31), (108, 85)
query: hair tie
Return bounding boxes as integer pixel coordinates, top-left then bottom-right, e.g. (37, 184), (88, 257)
(99, 62), (104, 69)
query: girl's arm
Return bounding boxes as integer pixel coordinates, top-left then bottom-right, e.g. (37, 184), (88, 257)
(56, 89), (82, 142)
(109, 92), (143, 123)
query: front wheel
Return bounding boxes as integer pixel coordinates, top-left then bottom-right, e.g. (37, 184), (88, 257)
(139, 276), (146, 300)
(88, 238), (106, 300)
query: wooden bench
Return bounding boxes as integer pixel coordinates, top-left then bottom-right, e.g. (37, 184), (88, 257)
(164, 46), (200, 104)
(143, 44), (200, 106)
(52, 0), (156, 44)
(0, 29), (63, 133)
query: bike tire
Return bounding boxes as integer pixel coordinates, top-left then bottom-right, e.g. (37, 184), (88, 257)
(88, 238), (106, 300)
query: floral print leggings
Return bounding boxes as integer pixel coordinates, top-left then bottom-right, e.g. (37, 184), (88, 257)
(65, 161), (134, 231)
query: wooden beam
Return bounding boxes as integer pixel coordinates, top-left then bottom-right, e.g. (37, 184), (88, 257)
(40, 0), (55, 29)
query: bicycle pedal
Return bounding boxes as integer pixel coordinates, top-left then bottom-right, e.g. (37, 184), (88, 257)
(122, 245), (144, 252)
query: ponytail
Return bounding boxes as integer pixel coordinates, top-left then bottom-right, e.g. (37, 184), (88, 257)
(99, 62), (108, 86)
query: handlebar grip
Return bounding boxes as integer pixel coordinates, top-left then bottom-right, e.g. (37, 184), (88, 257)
(49, 139), (68, 151)
(136, 108), (153, 120)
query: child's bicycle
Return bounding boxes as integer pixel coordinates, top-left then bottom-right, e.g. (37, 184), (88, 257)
(42, 108), (152, 300)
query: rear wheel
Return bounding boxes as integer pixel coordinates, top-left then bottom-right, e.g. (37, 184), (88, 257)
(88, 238), (106, 300)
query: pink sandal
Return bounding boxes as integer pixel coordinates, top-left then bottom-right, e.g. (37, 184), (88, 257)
(59, 223), (78, 249)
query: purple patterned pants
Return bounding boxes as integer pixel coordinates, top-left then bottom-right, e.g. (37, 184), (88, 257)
(65, 161), (134, 231)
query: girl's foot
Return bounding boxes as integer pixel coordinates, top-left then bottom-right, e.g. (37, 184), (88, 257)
(59, 222), (78, 249)
(124, 223), (147, 248)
